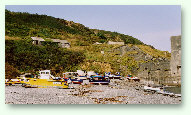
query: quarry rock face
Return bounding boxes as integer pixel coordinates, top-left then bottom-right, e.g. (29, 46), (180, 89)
(115, 36), (181, 86)
(137, 59), (171, 85)
(170, 36), (181, 84)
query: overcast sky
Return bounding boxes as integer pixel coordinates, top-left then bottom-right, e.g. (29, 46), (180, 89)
(6, 5), (181, 52)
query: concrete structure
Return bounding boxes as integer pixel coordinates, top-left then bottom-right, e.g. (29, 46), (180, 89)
(51, 39), (70, 48)
(51, 39), (60, 44)
(31, 37), (70, 48)
(31, 37), (45, 45)
(59, 40), (70, 48)
(137, 60), (171, 85)
(170, 36), (181, 84)
(107, 41), (124, 45)
(94, 42), (102, 45)
(114, 44), (171, 85)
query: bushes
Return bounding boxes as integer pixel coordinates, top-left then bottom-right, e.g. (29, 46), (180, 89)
(5, 63), (20, 79)
(5, 40), (85, 73)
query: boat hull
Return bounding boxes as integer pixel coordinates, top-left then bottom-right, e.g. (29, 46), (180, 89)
(90, 82), (109, 85)
(24, 79), (68, 88)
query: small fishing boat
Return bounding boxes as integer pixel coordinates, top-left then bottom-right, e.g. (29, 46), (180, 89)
(17, 73), (35, 86)
(5, 79), (21, 86)
(63, 71), (88, 84)
(66, 78), (83, 84)
(5, 79), (13, 86)
(64, 75), (87, 84)
(89, 75), (110, 85)
(127, 75), (140, 82)
(143, 85), (160, 92)
(23, 70), (68, 88)
(105, 72), (122, 79)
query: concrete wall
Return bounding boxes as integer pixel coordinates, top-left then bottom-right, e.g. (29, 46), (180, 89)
(61, 43), (70, 48)
(108, 41), (124, 45)
(137, 60), (171, 85)
(112, 36), (181, 86)
(115, 44), (172, 85)
(170, 36), (181, 84)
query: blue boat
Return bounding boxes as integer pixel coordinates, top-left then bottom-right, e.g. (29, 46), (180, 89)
(64, 77), (83, 84)
(89, 75), (110, 85)
(105, 72), (122, 79)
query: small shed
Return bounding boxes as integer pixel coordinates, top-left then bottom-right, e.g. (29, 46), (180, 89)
(59, 40), (70, 48)
(31, 37), (45, 45)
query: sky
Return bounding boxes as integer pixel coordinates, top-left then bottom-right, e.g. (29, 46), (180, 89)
(5, 5), (181, 52)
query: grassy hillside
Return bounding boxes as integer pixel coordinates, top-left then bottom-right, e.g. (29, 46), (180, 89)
(136, 45), (171, 59)
(5, 10), (144, 45)
(68, 43), (171, 75)
(5, 10), (171, 77)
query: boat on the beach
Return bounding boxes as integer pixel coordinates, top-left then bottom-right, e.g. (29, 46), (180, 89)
(17, 73), (35, 86)
(23, 70), (68, 88)
(89, 75), (110, 85)
(5, 79), (22, 86)
(105, 72), (122, 79)
(63, 70), (88, 84)
(64, 77), (83, 84)
(143, 85), (161, 92)
(126, 75), (140, 82)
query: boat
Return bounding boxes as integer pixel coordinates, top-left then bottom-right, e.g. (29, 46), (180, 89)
(5, 79), (13, 86)
(5, 79), (21, 86)
(23, 70), (68, 88)
(17, 73), (35, 86)
(127, 75), (140, 82)
(143, 86), (160, 92)
(89, 75), (110, 85)
(105, 72), (122, 79)
(63, 71), (87, 84)
(64, 77), (83, 84)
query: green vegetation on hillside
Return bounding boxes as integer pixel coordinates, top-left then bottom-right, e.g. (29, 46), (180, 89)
(5, 40), (85, 78)
(5, 10), (144, 45)
(136, 45), (171, 59)
(5, 10), (171, 78)
(69, 44), (139, 75)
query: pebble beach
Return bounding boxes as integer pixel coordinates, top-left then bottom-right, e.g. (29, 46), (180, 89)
(5, 80), (181, 104)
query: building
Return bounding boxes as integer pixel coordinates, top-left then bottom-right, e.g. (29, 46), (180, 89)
(31, 37), (70, 48)
(170, 35), (181, 84)
(31, 37), (45, 45)
(107, 41), (124, 45)
(51, 39), (70, 48)
(59, 40), (70, 48)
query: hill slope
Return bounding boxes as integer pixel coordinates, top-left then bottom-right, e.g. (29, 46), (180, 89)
(5, 10), (144, 45)
(5, 10), (171, 78)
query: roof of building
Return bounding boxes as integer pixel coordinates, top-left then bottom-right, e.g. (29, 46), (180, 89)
(51, 39), (61, 43)
(31, 37), (45, 41)
(59, 40), (69, 44)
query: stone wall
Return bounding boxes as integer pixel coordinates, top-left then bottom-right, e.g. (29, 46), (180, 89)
(113, 36), (181, 86)
(115, 44), (171, 85)
(170, 36), (181, 84)
(137, 60), (171, 85)
(107, 41), (125, 45)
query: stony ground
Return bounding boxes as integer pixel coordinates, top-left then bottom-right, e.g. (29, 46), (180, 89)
(5, 80), (181, 104)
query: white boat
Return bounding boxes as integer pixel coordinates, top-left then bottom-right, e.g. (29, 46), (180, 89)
(105, 72), (121, 79)
(144, 86), (160, 92)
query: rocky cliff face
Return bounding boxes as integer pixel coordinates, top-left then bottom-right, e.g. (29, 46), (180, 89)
(114, 45), (173, 85)
(170, 36), (181, 85)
